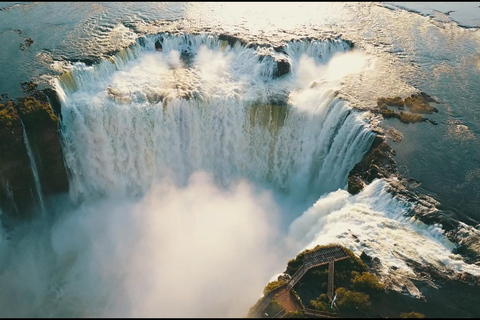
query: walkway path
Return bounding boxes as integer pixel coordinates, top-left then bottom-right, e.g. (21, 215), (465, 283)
(249, 245), (349, 318)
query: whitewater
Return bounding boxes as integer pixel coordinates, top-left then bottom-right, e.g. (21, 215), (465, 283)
(1, 32), (479, 317)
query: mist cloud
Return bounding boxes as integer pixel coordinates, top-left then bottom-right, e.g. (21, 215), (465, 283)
(0, 171), (287, 317)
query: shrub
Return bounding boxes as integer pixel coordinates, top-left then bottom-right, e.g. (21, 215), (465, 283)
(310, 294), (330, 312)
(264, 298), (283, 317)
(351, 272), (385, 292)
(263, 279), (287, 295)
(283, 310), (306, 318)
(335, 287), (371, 311)
(400, 311), (425, 318)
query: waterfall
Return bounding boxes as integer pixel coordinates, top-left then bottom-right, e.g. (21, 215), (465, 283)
(21, 122), (46, 215)
(55, 33), (374, 203)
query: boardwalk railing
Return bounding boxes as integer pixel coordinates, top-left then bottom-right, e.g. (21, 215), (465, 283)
(304, 308), (338, 318)
(248, 245), (349, 318)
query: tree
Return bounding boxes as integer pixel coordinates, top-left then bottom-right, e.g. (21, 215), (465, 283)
(335, 287), (371, 311)
(351, 271), (385, 292)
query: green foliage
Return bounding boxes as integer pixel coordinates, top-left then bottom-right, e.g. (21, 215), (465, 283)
(18, 97), (59, 126)
(287, 243), (348, 273)
(286, 252), (306, 275)
(264, 298), (283, 317)
(291, 288), (304, 309)
(351, 271), (385, 292)
(247, 297), (263, 317)
(310, 293), (330, 312)
(335, 287), (371, 311)
(400, 311), (426, 318)
(283, 310), (306, 318)
(263, 279), (287, 295)
(0, 101), (20, 127)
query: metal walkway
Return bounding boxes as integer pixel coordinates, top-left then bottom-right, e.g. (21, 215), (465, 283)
(249, 245), (349, 318)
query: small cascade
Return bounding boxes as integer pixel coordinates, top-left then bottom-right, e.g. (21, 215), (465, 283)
(21, 122), (46, 215)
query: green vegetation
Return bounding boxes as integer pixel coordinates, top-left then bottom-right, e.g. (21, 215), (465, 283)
(0, 101), (19, 127)
(291, 288), (304, 309)
(335, 287), (371, 311)
(283, 310), (306, 318)
(400, 311), (426, 318)
(264, 298), (283, 317)
(17, 97), (59, 126)
(286, 244), (345, 275)
(310, 293), (330, 312)
(251, 245), (430, 319)
(351, 271), (385, 292)
(263, 279), (287, 295)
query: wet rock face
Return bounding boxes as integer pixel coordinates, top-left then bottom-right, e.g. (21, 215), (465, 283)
(0, 101), (37, 219)
(17, 94), (69, 197)
(347, 135), (397, 194)
(273, 58), (291, 78)
(0, 92), (69, 220)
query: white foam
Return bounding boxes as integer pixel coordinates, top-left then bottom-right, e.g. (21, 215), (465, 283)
(288, 178), (480, 294)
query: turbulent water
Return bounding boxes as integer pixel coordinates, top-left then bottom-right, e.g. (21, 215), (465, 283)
(1, 2), (480, 318)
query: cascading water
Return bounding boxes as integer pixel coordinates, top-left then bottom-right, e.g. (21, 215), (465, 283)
(56, 33), (374, 204)
(21, 121), (46, 215)
(1, 32), (480, 318)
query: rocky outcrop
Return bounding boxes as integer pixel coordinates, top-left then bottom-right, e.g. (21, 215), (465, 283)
(0, 101), (38, 219)
(273, 58), (291, 78)
(0, 91), (69, 220)
(347, 135), (397, 194)
(17, 93), (69, 197)
(374, 93), (439, 124)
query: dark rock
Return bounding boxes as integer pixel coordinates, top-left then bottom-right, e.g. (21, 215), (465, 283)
(377, 96), (404, 107)
(155, 39), (162, 51)
(418, 91), (439, 103)
(68, 58), (99, 67)
(347, 135), (397, 195)
(180, 50), (194, 67)
(16, 95), (69, 199)
(348, 175), (365, 195)
(25, 38), (33, 47)
(218, 34), (243, 48)
(360, 251), (373, 263)
(397, 111), (426, 123)
(21, 81), (38, 94)
(372, 257), (382, 269)
(273, 45), (286, 54)
(405, 94), (438, 114)
(42, 88), (62, 118)
(0, 100), (38, 219)
(273, 58), (291, 78)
